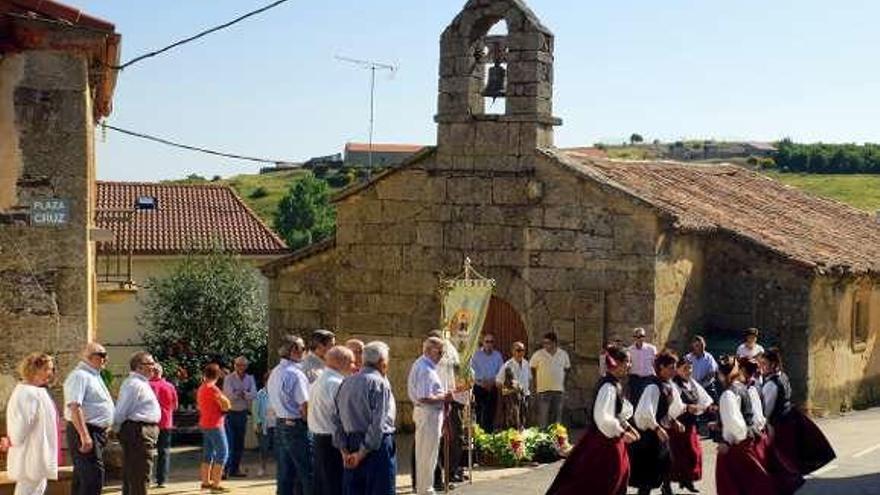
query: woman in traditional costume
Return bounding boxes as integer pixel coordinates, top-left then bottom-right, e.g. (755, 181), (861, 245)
(546, 345), (639, 495)
(759, 348), (836, 475)
(714, 356), (777, 495)
(669, 357), (714, 493)
(4, 353), (59, 495)
(629, 351), (684, 495)
(738, 358), (767, 433)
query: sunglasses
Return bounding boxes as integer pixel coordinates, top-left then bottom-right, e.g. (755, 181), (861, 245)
(91, 352), (108, 359)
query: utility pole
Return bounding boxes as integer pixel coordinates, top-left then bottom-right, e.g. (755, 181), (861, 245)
(335, 55), (397, 169)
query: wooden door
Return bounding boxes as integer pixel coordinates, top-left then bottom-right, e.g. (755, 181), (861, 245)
(481, 296), (528, 360)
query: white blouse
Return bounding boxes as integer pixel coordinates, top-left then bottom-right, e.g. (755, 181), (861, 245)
(5, 384), (58, 482)
(762, 379), (779, 418)
(634, 382), (685, 431)
(672, 378), (714, 415)
(719, 390), (748, 444)
(747, 384), (766, 432)
(593, 382), (634, 438)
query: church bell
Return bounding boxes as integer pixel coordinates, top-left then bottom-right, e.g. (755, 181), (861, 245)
(483, 62), (506, 99)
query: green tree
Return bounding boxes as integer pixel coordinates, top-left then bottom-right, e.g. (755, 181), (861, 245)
(274, 175), (335, 250)
(139, 248), (268, 404)
(630, 133), (644, 144)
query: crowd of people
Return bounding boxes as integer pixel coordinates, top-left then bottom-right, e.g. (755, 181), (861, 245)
(548, 327), (838, 495)
(2, 325), (837, 495)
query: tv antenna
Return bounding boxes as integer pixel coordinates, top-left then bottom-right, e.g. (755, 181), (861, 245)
(335, 55), (398, 169)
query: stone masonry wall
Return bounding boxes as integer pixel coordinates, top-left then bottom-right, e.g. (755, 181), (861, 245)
(0, 51), (95, 418)
(654, 232), (705, 351)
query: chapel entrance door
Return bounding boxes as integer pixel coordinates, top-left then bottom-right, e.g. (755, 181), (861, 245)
(481, 296), (528, 360)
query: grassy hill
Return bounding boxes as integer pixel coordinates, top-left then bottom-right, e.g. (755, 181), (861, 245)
(763, 172), (880, 212)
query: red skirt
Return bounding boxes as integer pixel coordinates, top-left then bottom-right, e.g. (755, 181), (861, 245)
(546, 429), (629, 495)
(772, 408), (836, 475)
(715, 438), (777, 495)
(669, 423), (702, 482)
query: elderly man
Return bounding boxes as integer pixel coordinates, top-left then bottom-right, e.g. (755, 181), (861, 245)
(148, 363), (178, 488)
(334, 341), (397, 495)
(64, 343), (115, 495)
(268, 335), (313, 495)
(345, 339), (365, 372)
(222, 356), (257, 478)
(114, 352), (161, 495)
(309, 346), (354, 495)
(408, 337), (451, 495)
(626, 327), (657, 403)
(496, 341), (530, 429)
(302, 329), (336, 383)
(471, 333), (504, 432)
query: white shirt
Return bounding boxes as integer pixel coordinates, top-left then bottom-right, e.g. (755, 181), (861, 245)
(719, 390), (748, 444)
(5, 384), (58, 482)
(222, 372), (257, 412)
(113, 372), (161, 430)
(530, 348), (570, 393)
(437, 340), (460, 393)
(627, 343), (658, 377)
(747, 384), (766, 432)
(762, 379), (779, 418)
(593, 382), (634, 438)
(672, 378), (714, 415)
(407, 355), (444, 410)
(736, 343), (765, 359)
(495, 358), (531, 396)
(634, 382), (685, 431)
(308, 368), (344, 435)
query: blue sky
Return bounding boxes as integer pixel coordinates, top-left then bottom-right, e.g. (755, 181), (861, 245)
(76, 1), (880, 181)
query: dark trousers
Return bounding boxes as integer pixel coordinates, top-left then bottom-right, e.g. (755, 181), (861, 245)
(119, 421), (159, 495)
(342, 433), (396, 495)
(224, 410), (248, 475)
(473, 385), (497, 433)
(154, 429), (172, 485)
(275, 420), (314, 495)
(68, 422), (108, 495)
(313, 434), (343, 495)
(628, 375), (651, 404)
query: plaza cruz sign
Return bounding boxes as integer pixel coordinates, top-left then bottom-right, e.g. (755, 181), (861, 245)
(31, 199), (70, 226)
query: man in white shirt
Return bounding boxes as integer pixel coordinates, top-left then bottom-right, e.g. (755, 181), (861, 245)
(309, 346), (354, 495)
(627, 327), (658, 403)
(114, 352), (161, 495)
(530, 332), (571, 427)
(736, 327), (765, 359)
(408, 337), (452, 495)
(496, 341), (531, 429)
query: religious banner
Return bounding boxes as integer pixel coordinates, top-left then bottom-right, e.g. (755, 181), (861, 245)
(442, 271), (494, 385)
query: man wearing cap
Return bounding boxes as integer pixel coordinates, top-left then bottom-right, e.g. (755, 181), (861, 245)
(736, 327), (765, 359)
(626, 327), (657, 403)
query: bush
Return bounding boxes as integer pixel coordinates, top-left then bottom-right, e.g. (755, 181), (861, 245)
(474, 423), (571, 467)
(326, 173), (352, 188)
(249, 186), (269, 199)
(274, 175), (335, 250)
(139, 247), (268, 405)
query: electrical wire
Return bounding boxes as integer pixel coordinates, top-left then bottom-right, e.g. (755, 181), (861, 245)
(111, 0), (293, 71)
(102, 123), (300, 166)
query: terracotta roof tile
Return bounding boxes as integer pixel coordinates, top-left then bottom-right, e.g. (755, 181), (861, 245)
(96, 182), (288, 256)
(546, 148), (880, 275)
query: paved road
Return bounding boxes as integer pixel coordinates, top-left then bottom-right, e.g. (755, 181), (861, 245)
(456, 408), (880, 495)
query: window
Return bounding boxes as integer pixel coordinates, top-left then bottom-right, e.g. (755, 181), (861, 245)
(852, 285), (870, 351)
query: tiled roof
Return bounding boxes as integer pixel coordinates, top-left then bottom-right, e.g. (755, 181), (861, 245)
(1, 0), (115, 31)
(560, 146), (608, 159)
(345, 142), (426, 154)
(545, 148), (880, 275)
(95, 182), (288, 256)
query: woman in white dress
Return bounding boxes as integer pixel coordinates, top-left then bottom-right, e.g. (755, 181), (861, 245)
(4, 352), (58, 495)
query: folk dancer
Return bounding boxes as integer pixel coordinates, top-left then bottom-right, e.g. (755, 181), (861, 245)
(669, 357), (714, 494)
(629, 351), (685, 495)
(546, 345), (638, 495)
(713, 356), (777, 495)
(759, 348), (836, 476)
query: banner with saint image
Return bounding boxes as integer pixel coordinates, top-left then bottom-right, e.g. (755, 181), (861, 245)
(442, 279), (494, 385)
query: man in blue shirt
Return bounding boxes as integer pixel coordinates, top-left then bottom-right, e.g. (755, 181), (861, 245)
(470, 334), (504, 432)
(268, 335), (313, 495)
(685, 335), (719, 398)
(333, 341), (397, 495)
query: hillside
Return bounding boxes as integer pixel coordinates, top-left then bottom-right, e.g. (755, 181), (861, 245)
(763, 172), (880, 213)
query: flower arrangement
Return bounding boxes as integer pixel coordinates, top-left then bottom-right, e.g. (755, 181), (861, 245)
(474, 424), (571, 467)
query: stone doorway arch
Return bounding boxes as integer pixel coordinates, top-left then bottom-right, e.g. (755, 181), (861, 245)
(481, 296), (528, 360)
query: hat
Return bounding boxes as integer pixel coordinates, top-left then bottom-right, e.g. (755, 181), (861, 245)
(632, 327), (647, 338)
(744, 327), (760, 337)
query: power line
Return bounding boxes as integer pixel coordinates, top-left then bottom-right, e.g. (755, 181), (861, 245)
(111, 0), (293, 71)
(102, 123), (300, 166)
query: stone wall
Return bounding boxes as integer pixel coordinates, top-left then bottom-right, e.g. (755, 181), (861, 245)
(653, 232), (705, 351)
(702, 237), (813, 403)
(0, 51), (96, 415)
(808, 275), (880, 414)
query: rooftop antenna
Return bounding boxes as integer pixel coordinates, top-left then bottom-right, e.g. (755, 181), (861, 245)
(335, 55), (398, 169)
